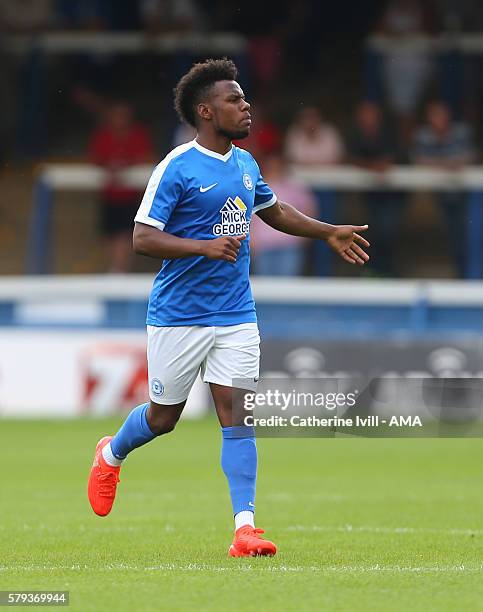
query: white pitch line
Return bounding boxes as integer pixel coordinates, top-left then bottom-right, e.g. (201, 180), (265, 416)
(2, 524), (482, 537)
(285, 525), (483, 536)
(1, 563), (483, 574)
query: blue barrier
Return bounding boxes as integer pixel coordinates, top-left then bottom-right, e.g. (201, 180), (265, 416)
(1, 297), (483, 339)
(27, 179), (53, 274)
(467, 191), (483, 279)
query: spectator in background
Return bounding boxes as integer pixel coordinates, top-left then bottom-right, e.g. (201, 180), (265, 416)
(435, 0), (483, 31)
(172, 122), (196, 147)
(53, 0), (103, 29)
(282, 0), (325, 76)
(88, 102), (153, 273)
(371, 0), (438, 149)
(285, 106), (344, 166)
(0, 0), (52, 32)
(0, 0), (53, 158)
(139, 0), (210, 145)
(412, 100), (476, 276)
(139, 0), (205, 34)
(434, 0), (483, 123)
(250, 153), (317, 276)
(234, 103), (281, 163)
(348, 101), (404, 276)
(248, 37), (282, 97)
(54, 0), (140, 30)
(55, 0), (141, 125)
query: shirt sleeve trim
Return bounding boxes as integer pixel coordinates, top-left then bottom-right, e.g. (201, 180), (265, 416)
(253, 194), (277, 214)
(134, 215), (166, 231)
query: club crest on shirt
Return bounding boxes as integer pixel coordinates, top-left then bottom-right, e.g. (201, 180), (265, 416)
(243, 173), (253, 190)
(212, 196), (250, 236)
(151, 378), (164, 397)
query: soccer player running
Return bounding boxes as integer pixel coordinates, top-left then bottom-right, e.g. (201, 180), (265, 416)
(88, 59), (370, 557)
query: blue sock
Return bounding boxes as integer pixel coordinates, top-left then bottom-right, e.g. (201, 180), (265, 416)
(110, 403), (156, 460)
(221, 426), (257, 515)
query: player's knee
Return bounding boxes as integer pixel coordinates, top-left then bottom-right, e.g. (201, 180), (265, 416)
(147, 403), (182, 436)
(150, 416), (178, 436)
(151, 421), (176, 435)
(162, 418), (178, 434)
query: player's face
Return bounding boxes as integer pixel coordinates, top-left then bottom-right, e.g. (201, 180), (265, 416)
(209, 81), (251, 140)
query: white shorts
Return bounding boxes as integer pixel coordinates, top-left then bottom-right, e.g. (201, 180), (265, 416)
(147, 323), (260, 405)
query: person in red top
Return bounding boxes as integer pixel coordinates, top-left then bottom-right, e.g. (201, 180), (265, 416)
(233, 103), (281, 163)
(89, 102), (154, 272)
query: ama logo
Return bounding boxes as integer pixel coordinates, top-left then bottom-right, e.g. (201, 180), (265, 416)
(212, 196), (250, 236)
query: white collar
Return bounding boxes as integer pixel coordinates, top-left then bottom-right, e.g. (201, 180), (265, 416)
(192, 139), (233, 162)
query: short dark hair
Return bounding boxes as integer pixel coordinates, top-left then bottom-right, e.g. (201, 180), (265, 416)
(173, 58), (238, 128)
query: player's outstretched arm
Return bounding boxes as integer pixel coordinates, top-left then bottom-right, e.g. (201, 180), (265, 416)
(256, 200), (370, 265)
(133, 222), (245, 263)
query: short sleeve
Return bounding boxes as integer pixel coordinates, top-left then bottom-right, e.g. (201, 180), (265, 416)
(134, 158), (184, 230)
(253, 169), (277, 215)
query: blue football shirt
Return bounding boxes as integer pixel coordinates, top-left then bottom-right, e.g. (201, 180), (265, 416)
(135, 139), (276, 326)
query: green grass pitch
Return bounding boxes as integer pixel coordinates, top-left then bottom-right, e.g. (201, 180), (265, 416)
(1, 417), (483, 611)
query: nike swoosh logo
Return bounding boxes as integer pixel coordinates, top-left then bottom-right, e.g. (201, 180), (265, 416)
(200, 183), (218, 193)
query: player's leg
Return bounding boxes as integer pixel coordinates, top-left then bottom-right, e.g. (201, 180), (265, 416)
(87, 400), (185, 517)
(107, 399), (186, 462)
(210, 382), (257, 526)
(88, 325), (213, 516)
(100, 202), (138, 273)
(204, 324), (276, 556)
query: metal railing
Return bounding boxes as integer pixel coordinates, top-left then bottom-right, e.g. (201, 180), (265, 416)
(29, 163), (483, 278)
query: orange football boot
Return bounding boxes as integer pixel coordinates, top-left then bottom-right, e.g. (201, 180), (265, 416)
(87, 436), (121, 517)
(229, 525), (277, 557)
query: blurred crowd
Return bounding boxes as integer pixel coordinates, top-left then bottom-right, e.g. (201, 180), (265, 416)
(2, 0), (483, 277)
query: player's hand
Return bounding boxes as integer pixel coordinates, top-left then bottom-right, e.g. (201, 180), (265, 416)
(326, 225), (370, 265)
(202, 235), (246, 263)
